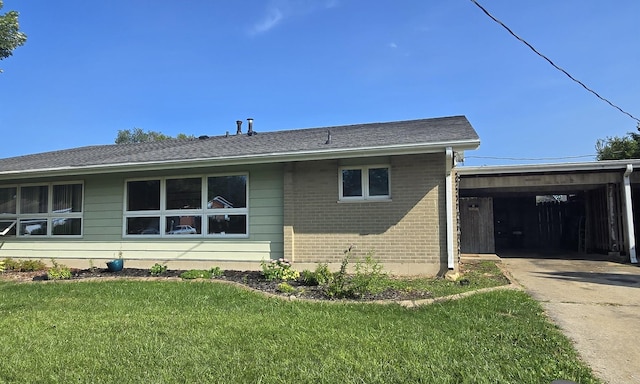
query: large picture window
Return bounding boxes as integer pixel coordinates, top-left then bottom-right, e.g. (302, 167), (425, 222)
(0, 183), (83, 237)
(124, 174), (248, 237)
(339, 166), (390, 201)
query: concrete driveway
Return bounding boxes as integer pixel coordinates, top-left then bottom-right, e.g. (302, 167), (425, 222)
(501, 256), (640, 384)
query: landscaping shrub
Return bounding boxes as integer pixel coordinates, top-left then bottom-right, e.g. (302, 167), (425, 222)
(324, 253), (351, 298)
(180, 269), (212, 280)
(46, 260), (72, 280)
(0, 259), (4, 273)
(1, 258), (20, 271)
(276, 282), (297, 294)
(3, 258), (47, 272)
(300, 263), (331, 286)
(149, 263), (167, 276)
(350, 253), (388, 297)
(261, 258), (299, 281)
(209, 266), (224, 278)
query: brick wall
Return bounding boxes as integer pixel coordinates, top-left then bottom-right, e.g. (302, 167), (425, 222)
(284, 153), (449, 274)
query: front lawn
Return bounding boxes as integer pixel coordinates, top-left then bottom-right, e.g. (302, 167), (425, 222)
(0, 280), (599, 383)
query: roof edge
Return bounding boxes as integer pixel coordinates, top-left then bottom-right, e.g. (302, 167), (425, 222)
(0, 139), (480, 179)
(457, 159), (640, 175)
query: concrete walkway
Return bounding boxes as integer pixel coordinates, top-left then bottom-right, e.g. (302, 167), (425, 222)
(501, 257), (640, 384)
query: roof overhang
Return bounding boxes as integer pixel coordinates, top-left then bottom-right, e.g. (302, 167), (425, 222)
(458, 159), (640, 176)
(0, 139), (480, 180)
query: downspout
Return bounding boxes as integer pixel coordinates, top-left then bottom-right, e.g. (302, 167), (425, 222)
(622, 164), (638, 263)
(445, 147), (455, 269)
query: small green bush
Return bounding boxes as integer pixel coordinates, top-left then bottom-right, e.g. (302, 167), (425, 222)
(180, 269), (212, 280)
(350, 253), (388, 297)
(0, 259), (4, 273)
(300, 263), (332, 286)
(277, 282), (297, 294)
(47, 260), (72, 280)
(209, 266), (224, 278)
(2, 258), (20, 271)
(18, 259), (48, 272)
(149, 263), (168, 276)
(261, 259), (300, 281)
(324, 254), (351, 298)
(321, 249), (387, 299)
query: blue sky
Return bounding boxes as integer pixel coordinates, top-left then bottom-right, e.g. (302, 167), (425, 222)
(1, 0), (638, 166)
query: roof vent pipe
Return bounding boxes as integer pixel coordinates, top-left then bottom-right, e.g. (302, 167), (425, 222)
(236, 120), (242, 135)
(247, 118), (255, 136)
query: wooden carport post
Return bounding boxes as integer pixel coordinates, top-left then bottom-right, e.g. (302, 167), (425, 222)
(607, 183), (620, 256)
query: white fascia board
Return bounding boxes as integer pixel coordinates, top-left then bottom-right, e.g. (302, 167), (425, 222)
(0, 139), (480, 180)
(457, 159), (640, 176)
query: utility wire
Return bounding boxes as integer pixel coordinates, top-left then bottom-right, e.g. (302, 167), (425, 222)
(470, 0), (640, 123)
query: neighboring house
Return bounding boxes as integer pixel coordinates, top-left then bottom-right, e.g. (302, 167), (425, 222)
(0, 116), (480, 275)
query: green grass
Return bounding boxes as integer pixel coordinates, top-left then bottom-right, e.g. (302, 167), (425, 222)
(384, 260), (511, 297)
(0, 280), (600, 383)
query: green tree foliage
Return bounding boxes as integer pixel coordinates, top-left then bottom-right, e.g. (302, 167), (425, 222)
(115, 128), (194, 144)
(595, 125), (640, 160)
(0, 0), (27, 72)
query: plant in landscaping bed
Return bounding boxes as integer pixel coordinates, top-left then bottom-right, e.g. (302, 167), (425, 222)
(276, 282), (297, 294)
(46, 260), (72, 280)
(300, 263), (331, 286)
(5, 258), (47, 272)
(261, 258), (299, 281)
(323, 252), (351, 298)
(209, 266), (224, 278)
(349, 253), (388, 298)
(149, 263), (168, 276)
(2, 258), (19, 271)
(180, 269), (212, 280)
(0, 259), (4, 273)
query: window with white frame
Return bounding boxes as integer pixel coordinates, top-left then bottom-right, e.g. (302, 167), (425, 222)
(339, 165), (390, 201)
(124, 174), (248, 237)
(0, 183), (84, 237)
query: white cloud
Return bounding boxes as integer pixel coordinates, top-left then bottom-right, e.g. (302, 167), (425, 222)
(251, 7), (284, 35)
(389, 42), (398, 49)
(248, 0), (339, 36)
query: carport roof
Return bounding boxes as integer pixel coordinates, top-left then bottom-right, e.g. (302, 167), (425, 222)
(458, 159), (640, 175)
(458, 159), (640, 196)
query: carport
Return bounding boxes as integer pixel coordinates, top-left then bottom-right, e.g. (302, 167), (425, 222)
(458, 160), (640, 263)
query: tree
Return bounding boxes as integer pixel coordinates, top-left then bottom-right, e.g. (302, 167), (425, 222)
(595, 124), (640, 160)
(0, 0), (27, 72)
(115, 128), (194, 144)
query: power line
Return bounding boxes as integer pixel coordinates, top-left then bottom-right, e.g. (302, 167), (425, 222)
(469, 0), (640, 123)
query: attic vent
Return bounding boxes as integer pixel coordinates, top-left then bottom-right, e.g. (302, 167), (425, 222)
(247, 118), (256, 136)
(236, 120), (242, 135)
(198, 135), (209, 140)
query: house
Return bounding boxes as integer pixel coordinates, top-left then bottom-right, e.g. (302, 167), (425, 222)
(0, 116), (480, 275)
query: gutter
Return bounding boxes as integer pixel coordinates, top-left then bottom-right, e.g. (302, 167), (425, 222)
(622, 164), (638, 263)
(445, 147), (455, 269)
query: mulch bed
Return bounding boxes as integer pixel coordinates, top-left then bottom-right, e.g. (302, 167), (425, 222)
(0, 268), (436, 302)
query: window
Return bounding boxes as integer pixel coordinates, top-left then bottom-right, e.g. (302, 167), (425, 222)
(339, 166), (390, 201)
(0, 183), (83, 237)
(124, 174), (248, 237)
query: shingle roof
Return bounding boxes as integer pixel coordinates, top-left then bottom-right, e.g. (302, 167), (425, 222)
(0, 116), (479, 174)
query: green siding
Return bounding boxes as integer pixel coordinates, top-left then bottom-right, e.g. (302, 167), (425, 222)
(83, 174), (125, 241)
(0, 164), (285, 262)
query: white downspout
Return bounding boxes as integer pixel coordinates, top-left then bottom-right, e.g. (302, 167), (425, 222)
(622, 164), (638, 263)
(445, 147), (455, 269)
